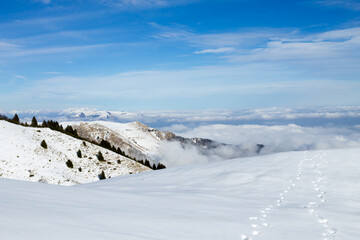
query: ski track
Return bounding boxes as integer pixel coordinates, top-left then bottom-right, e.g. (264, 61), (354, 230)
(240, 150), (337, 240)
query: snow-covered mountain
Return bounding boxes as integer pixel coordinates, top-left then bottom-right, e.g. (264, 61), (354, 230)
(0, 148), (359, 239)
(63, 121), (163, 162)
(63, 121), (261, 166)
(0, 120), (150, 185)
(7, 106), (360, 128)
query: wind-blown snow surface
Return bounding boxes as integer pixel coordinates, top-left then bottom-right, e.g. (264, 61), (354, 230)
(1, 148), (359, 240)
(0, 120), (150, 185)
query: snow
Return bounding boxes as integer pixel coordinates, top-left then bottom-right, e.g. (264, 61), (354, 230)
(63, 121), (162, 157)
(0, 147), (359, 239)
(0, 120), (150, 185)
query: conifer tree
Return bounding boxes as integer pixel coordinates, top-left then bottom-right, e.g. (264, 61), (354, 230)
(157, 162), (166, 169)
(66, 160), (73, 168)
(31, 116), (38, 127)
(12, 114), (20, 124)
(65, 125), (75, 135)
(98, 170), (106, 180)
(97, 151), (104, 161)
(77, 149), (82, 158)
(41, 140), (47, 149)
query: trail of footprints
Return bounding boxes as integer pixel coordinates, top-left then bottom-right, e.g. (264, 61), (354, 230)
(306, 151), (337, 240)
(240, 151), (337, 240)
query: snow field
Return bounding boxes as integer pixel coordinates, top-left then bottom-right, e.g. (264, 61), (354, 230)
(0, 133), (359, 239)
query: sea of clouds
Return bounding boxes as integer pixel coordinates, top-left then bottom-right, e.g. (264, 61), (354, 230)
(5, 106), (360, 167)
(157, 123), (360, 167)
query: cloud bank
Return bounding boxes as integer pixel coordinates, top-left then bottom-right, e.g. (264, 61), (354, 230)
(7, 106), (360, 128)
(157, 123), (360, 167)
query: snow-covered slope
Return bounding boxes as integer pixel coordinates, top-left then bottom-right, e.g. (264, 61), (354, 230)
(0, 148), (359, 239)
(0, 120), (150, 185)
(63, 121), (163, 161)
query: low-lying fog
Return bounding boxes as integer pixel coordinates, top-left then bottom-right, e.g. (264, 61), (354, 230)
(158, 123), (360, 167)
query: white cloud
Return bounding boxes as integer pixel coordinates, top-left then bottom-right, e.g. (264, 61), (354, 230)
(99, 0), (198, 9)
(0, 41), (20, 50)
(228, 27), (360, 63)
(175, 124), (360, 151)
(157, 123), (360, 167)
(42, 72), (62, 75)
(6, 65), (360, 108)
(34, 0), (51, 4)
(154, 26), (284, 48)
(1, 43), (113, 58)
(316, 0), (360, 10)
(12, 74), (28, 81)
(158, 141), (211, 167)
(154, 25), (360, 78)
(194, 47), (235, 54)
(3, 63), (360, 111)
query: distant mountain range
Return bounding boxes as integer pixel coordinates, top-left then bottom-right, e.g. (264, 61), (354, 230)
(5, 106), (360, 129)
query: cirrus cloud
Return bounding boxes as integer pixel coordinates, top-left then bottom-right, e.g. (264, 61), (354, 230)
(194, 47), (235, 54)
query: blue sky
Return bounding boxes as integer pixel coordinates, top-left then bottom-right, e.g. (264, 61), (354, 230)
(0, 0), (360, 111)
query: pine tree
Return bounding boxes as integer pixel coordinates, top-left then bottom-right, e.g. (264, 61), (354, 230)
(41, 140), (47, 149)
(31, 116), (38, 127)
(66, 160), (73, 168)
(157, 162), (166, 169)
(144, 159), (151, 168)
(97, 151), (104, 161)
(98, 170), (106, 180)
(77, 149), (82, 158)
(12, 114), (20, 124)
(65, 125), (75, 135)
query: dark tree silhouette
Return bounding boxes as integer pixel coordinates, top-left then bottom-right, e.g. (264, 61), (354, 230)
(41, 140), (47, 149)
(31, 116), (38, 127)
(66, 160), (73, 168)
(98, 170), (106, 180)
(12, 114), (20, 124)
(77, 149), (82, 158)
(97, 151), (104, 161)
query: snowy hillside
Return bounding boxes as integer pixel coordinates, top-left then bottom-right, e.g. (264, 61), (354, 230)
(64, 121), (163, 161)
(0, 148), (359, 239)
(0, 120), (150, 185)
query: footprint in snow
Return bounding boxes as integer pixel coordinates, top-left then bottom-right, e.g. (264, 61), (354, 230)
(318, 218), (329, 224)
(240, 235), (250, 240)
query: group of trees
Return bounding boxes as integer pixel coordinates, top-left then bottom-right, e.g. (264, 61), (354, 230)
(1, 113), (167, 170)
(98, 139), (166, 170)
(137, 159), (166, 170)
(1, 113), (22, 125)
